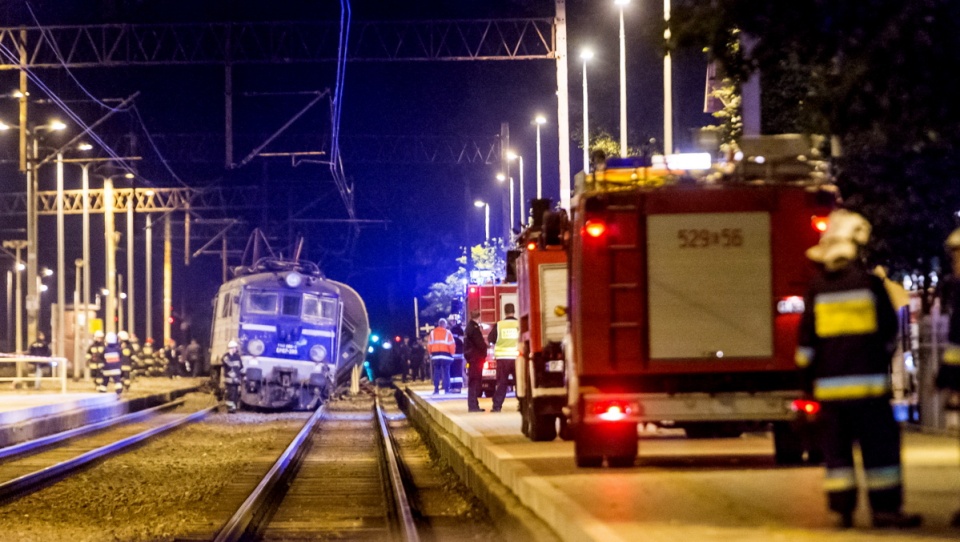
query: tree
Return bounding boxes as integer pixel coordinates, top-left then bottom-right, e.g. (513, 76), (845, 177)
(672, 0), (960, 281)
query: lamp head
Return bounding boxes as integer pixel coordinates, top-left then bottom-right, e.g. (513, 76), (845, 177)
(77, 143), (93, 151)
(496, 173), (506, 183)
(474, 200), (486, 208)
(49, 120), (67, 131)
(580, 49), (594, 61)
(615, 0), (630, 6)
(535, 115), (547, 125)
(507, 151), (519, 161)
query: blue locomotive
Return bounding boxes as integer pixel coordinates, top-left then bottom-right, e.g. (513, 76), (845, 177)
(209, 258), (369, 410)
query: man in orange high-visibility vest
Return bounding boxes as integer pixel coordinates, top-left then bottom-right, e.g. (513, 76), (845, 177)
(428, 318), (455, 394)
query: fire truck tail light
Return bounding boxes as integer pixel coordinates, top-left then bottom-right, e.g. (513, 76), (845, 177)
(811, 215), (829, 233)
(527, 241), (537, 251)
(791, 399), (821, 416)
(584, 219), (606, 238)
(591, 400), (639, 422)
(776, 296), (805, 314)
(469, 286), (478, 295)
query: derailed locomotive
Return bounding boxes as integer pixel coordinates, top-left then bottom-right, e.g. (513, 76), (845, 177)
(209, 258), (369, 410)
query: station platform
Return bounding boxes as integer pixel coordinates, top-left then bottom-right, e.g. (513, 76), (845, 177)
(406, 383), (960, 542)
(0, 377), (207, 448)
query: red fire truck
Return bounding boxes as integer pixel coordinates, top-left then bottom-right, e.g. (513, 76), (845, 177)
(560, 162), (833, 467)
(465, 282), (518, 397)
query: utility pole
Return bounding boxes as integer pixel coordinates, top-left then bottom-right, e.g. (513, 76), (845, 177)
(127, 191), (135, 337)
(104, 175), (116, 334)
(556, 0), (572, 209)
(2, 240), (26, 354)
(163, 215), (172, 343)
(145, 214), (153, 342)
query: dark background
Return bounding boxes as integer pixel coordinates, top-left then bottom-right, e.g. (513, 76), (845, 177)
(0, 0), (713, 345)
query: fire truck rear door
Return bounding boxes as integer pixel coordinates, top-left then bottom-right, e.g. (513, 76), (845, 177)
(646, 212), (772, 360)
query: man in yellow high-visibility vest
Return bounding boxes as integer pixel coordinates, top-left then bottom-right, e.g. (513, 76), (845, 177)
(488, 303), (519, 412)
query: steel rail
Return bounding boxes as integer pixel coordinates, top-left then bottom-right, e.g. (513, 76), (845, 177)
(0, 406), (214, 503)
(0, 397), (185, 461)
(376, 393), (420, 542)
(212, 404), (327, 542)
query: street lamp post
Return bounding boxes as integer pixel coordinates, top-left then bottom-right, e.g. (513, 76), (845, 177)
(474, 200), (490, 241)
(534, 115), (546, 199)
(497, 173), (515, 231)
(74, 258), (83, 379)
(663, 0), (673, 155)
(3, 240), (27, 353)
(581, 49), (594, 173)
(616, 0), (630, 157)
(56, 154), (65, 358)
(508, 152), (525, 225)
(102, 172), (133, 335)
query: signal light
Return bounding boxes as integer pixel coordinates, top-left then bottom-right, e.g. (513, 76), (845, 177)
(791, 399), (821, 416)
(527, 241), (537, 251)
(469, 286), (478, 295)
(811, 215), (829, 233)
(395, 335), (401, 342)
(584, 219), (606, 238)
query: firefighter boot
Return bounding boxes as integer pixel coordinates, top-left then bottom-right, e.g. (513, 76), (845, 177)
(836, 511), (853, 529)
(871, 511), (922, 529)
(950, 509), (960, 528)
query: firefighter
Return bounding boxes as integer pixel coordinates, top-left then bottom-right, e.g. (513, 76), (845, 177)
(27, 331), (51, 389)
(488, 303), (519, 413)
(140, 338), (156, 377)
(220, 340), (243, 413)
(428, 318), (455, 394)
(797, 209), (921, 529)
(101, 332), (124, 395)
(162, 338), (180, 378)
(938, 227), (960, 527)
(87, 330), (106, 388)
(118, 331), (136, 391)
(464, 309), (487, 412)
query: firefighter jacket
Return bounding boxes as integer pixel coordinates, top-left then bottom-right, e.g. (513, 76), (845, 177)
(427, 327), (455, 357)
(119, 341), (136, 371)
(489, 317), (519, 359)
(938, 275), (960, 391)
(796, 264), (898, 401)
(86, 340), (105, 374)
(102, 344), (123, 377)
(221, 351), (243, 385)
(140, 343), (155, 370)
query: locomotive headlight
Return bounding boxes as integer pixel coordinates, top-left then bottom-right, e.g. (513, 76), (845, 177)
(309, 344), (327, 362)
(284, 272), (303, 288)
(247, 339), (266, 356)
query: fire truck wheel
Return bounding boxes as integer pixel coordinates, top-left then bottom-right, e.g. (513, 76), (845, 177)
(575, 454), (603, 468)
(773, 422), (805, 465)
(528, 413), (557, 442)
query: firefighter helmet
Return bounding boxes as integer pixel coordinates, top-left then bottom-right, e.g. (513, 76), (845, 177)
(805, 209), (871, 271)
(117, 330), (129, 342)
(106, 332), (118, 345)
(93, 330), (105, 340)
(227, 340), (238, 349)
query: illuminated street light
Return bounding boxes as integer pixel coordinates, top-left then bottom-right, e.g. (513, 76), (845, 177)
(534, 115), (546, 199)
(474, 200), (490, 240)
(41, 267), (53, 277)
(615, 0), (630, 157)
(581, 48), (594, 173)
(77, 143), (93, 151)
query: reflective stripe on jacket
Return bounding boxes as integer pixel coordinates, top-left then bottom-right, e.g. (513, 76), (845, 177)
(428, 328), (455, 356)
(493, 319), (520, 359)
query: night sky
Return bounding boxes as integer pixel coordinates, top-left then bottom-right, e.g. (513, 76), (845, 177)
(0, 0), (713, 346)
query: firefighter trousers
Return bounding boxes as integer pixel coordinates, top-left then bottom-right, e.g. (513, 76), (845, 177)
(820, 398), (903, 515)
(492, 358), (516, 411)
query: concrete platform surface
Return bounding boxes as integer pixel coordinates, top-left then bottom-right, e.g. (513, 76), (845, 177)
(0, 377), (206, 448)
(409, 384), (960, 542)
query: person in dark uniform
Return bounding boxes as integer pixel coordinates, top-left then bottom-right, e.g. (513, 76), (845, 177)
(184, 339), (203, 377)
(464, 309), (487, 412)
(162, 338), (180, 378)
(101, 332), (124, 395)
(220, 340), (243, 413)
(118, 331), (136, 391)
(488, 303), (519, 413)
(86, 330), (105, 389)
(796, 209), (921, 529)
(409, 336), (426, 382)
(399, 336), (412, 383)
(938, 227), (960, 528)
(27, 331), (51, 389)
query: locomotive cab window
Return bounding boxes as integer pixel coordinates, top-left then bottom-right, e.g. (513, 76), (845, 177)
(281, 295), (301, 317)
(245, 291), (278, 314)
(303, 295), (338, 321)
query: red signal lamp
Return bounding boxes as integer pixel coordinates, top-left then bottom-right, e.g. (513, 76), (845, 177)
(791, 399), (821, 416)
(469, 286), (478, 295)
(584, 219), (606, 238)
(526, 241), (537, 251)
(591, 400), (636, 422)
(394, 335), (401, 342)
(811, 215), (829, 233)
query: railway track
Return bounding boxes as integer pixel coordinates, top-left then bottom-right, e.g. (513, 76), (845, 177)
(211, 391), (416, 541)
(0, 399), (214, 503)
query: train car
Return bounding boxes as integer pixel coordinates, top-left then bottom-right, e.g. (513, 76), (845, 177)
(209, 258), (369, 410)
